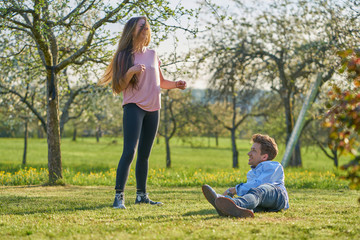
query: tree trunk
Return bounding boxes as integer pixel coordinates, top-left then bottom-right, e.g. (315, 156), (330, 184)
(164, 95), (171, 168)
(165, 136), (171, 168)
(231, 129), (239, 168)
(215, 132), (219, 147)
(333, 153), (338, 168)
(47, 73), (62, 184)
(231, 94), (238, 168)
(22, 118), (28, 165)
(284, 94), (303, 167)
(289, 141), (302, 167)
(72, 125), (77, 141)
(60, 120), (66, 138)
(332, 148), (338, 167)
(96, 125), (101, 142)
(38, 125), (44, 139)
(208, 132), (211, 147)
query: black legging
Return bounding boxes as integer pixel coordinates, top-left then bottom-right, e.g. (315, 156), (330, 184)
(115, 103), (159, 192)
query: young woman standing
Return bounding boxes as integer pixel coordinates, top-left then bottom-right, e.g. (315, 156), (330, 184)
(98, 16), (186, 209)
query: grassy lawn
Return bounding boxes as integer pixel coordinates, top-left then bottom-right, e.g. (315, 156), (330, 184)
(0, 186), (359, 239)
(0, 137), (359, 239)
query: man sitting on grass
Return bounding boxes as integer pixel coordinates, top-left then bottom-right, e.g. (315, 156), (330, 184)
(202, 134), (289, 218)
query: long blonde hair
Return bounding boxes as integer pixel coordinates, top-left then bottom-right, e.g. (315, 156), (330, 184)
(98, 16), (151, 94)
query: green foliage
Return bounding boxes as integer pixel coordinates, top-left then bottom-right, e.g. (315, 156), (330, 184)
(324, 49), (360, 190)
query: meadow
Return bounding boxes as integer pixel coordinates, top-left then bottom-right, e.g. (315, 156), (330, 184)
(0, 137), (359, 239)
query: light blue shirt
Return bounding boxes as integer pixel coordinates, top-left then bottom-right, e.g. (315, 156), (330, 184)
(235, 161), (289, 209)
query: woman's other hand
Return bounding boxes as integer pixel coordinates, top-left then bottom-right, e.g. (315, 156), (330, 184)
(175, 80), (187, 90)
(130, 64), (146, 74)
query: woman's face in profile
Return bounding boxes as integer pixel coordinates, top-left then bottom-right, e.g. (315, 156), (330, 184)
(134, 18), (149, 40)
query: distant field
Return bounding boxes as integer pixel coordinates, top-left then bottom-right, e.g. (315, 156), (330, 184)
(0, 137), (352, 189)
(0, 137), (351, 173)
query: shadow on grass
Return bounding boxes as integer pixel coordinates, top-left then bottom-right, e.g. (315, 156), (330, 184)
(124, 209), (221, 222)
(0, 195), (110, 216)
(183, 208), (219, 217)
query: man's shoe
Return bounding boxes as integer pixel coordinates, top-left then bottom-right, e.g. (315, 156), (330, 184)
(135, 192), (163, 205)
(201, 185), (227, 216)
(113, 192), (126, 209)
(215, 197), (254, 218)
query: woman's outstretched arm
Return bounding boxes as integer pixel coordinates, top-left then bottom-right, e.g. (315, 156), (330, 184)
(159, 67), (186, 90)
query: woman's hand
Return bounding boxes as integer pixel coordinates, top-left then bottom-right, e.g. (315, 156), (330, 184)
(175, 80), (187, 90)
(130, 64), (146, 74)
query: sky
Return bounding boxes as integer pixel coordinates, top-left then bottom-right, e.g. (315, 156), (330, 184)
(153, 0), (271, 88)
(155, 0), (238, 88)
(156, 0), (236, 55)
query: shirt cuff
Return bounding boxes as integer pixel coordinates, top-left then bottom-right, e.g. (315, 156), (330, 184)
(235, 183), (243, 196)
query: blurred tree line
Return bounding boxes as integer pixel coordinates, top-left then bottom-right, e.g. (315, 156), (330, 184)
(0, 0), (358, 182)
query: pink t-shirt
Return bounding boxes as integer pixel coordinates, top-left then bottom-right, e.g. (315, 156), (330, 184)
(122, 48), (161, 111)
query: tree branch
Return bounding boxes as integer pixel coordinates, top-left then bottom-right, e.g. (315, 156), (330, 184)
(56, 0), (131, 72)
(0, 15), (32, 29)
(73, 57), (108, 65)
(311, 133), (335, 160)
(60, 0), (90, 23)
(68, 109), (84, 120)
(0, 84), (47, 132)
(168, 100), (177, 139)
(0, 44), (29, 59)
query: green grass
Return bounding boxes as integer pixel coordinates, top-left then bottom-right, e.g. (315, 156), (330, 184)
(0, 186), (359, 239)
(0, 137), (359, 239)
(0, 137), (351, 173)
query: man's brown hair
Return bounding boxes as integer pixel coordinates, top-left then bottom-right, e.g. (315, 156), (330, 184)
(251, 134), (278, 160)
